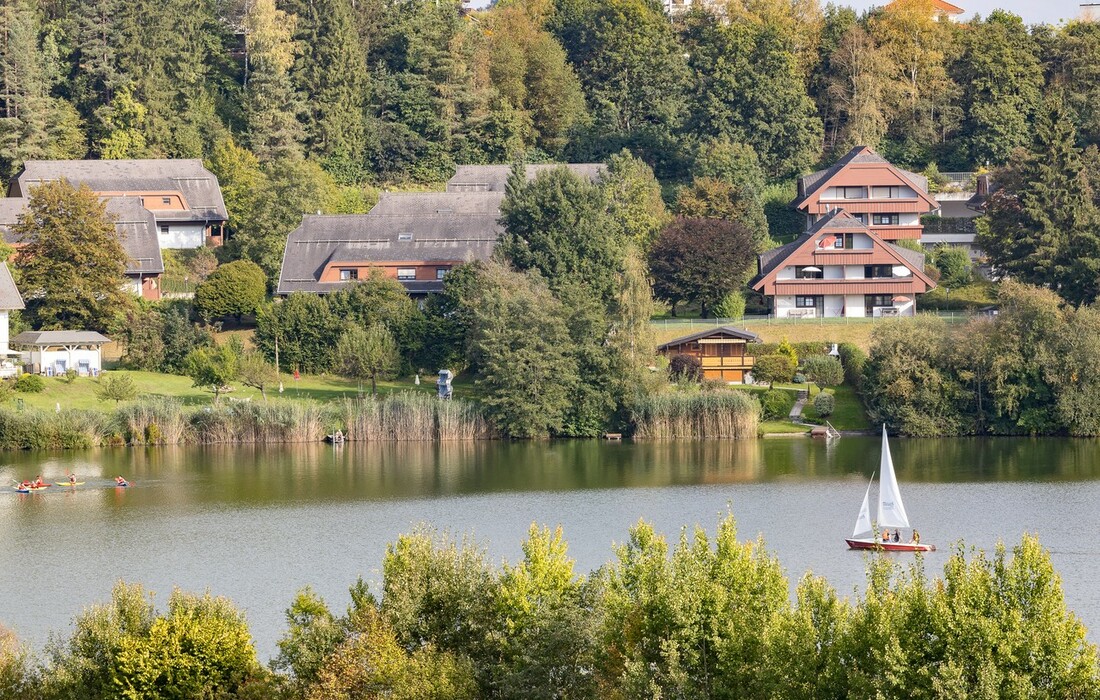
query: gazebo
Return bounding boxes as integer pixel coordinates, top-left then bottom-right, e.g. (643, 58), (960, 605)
(11, 331), (111, 377)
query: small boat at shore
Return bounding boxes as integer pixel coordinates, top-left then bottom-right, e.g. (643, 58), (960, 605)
(845, 425), (935, 553)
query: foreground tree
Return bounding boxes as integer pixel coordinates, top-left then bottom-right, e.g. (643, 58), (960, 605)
(12, 179), (130, 332)
(95, 374), (138, 404)
(238, 350), (278, 401)
(183, 340), (240, 403)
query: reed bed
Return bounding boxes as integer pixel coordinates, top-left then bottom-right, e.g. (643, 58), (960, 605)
(340, 392), (493, 441)
(632, 390), (760, 439)
(190, 401), (327, 444)
(0, 394), (491, 450)
(115, 398), (190, 444)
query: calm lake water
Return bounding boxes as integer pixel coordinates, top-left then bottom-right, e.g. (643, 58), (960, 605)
(3, 437), (1100, 660)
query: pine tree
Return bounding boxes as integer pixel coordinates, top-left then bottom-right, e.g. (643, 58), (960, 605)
(0, 0), (52, 177)
(978, 95), (1100, 305)
(244, 0), (305, 162)
(287, 0), (368, 179)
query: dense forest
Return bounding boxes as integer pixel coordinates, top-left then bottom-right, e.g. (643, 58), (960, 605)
(2, 0), (1098, 187)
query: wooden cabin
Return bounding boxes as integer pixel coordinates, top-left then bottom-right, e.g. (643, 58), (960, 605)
(657, 326), (760, 382)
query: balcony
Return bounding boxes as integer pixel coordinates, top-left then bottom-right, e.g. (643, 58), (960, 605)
(700, 356), (755, 369)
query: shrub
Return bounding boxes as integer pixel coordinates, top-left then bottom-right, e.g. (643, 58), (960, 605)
(754, 353), (796, 387)
(63, 368), (78, 384)
(802, 355), (844, 388)
(14, 374), (44, 393)
(761, 389), (794, 419)
(813, 392), (835, 417)
(669, 354), (702, 382)
(714, 291), (746, 320)
(194, 260), (268, 321)
(838, 343), (867, 390)
(792, 373), (806, 384)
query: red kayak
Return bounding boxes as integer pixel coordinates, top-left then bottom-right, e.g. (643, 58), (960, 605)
(846, 538), (936, 552)
(14, 484), (50, 493)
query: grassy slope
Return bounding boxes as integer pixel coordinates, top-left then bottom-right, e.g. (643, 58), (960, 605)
(800, 384), (871, 431)
(12, 370), (450, 412)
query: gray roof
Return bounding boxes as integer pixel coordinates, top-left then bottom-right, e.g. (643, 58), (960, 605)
(887, 242), (926, 271)
(0, 263), (24, 310)
(105, 198), (165, 275)
(10, 159), (228, 222)
(657, 326), (760, 351)
(277, 211), (498, 295)
(446, 163), (606, 192)
(12, 330), (111, 346)
(0, 197), (164, 276)
(369, 191), (505, 216)
(795, 146), (929, 206)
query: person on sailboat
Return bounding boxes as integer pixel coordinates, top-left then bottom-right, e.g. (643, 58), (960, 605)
(892, 530), (900, 543)
(881, 528), (890, 542)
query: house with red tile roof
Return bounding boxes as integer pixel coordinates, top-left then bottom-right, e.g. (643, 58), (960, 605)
(751, 209), (936, 319)
(792, 145), (940, 242)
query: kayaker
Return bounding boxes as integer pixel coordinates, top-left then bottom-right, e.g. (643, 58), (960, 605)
(34, 475), (44, 487)
(69, 474), (76, 485)
(115, 476), (128, 486)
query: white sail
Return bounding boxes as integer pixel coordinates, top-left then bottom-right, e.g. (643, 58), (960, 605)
(876, 424), (910, 528)
(852, 474), (874, 537)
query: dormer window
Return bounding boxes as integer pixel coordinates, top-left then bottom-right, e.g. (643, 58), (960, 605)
(838, 186), (866, 200)
(398, 233), (413, 241)
(162, 197), (172, 205)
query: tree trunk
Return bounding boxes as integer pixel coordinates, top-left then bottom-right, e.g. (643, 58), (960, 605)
(370, 374), (377, 396)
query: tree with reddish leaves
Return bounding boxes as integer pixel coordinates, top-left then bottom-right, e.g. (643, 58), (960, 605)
(648, 216), (757, 317)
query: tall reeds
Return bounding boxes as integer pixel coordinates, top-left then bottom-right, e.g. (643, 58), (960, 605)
(632, 390), (760, 439)
(339, 393), (493, 441)
(115, 398), (189, 444)
(190, 402), (327, 444)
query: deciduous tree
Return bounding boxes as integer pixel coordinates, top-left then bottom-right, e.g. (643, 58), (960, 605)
(334, 322), (400, 395)
(194, 260), (267, 322)
(12, 179), (131, 332)
(648, 217), (757, 316)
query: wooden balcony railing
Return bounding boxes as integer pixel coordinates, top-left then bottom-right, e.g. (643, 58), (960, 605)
(700, 356), (755, 369)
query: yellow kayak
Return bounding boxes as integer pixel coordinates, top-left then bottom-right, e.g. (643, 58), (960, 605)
(55, 481), (85, 486)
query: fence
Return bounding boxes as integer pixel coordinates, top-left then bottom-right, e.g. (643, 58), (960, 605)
(651, 311), (974, 333)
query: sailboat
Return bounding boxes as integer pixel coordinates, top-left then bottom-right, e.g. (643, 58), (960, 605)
(845, 425), (935, 552)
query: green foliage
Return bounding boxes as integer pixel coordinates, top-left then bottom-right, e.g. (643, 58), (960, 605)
(95, 374), (138, 404)
(602, 150), (668, 250)
(14, 374), (44, 393)
(237, 350), (277, 400)
(255, 292), (343, 374)
(776, 338), (799, 366)
(761, 388), (795, 419)
(631, 390), (760, 438)
(674, 177), (769, 247)
(714, 290), (746, 320)
(812, 391), (835, 417)
(0, 625), (30, 700)
(183, 340), (240, 403)
(499, 165), (625, 304)
(928, 244), (973, 289)
(977, 94), (1100, 305)
(328, 270), (425, 373)
(462, 263), (577, 438)
(754, 353), (797, 388)
(335, 323), (400, 395)
(12, 179), (131, 332)
(838, 342), (867, 390)
(193, 260), (268, 321)
(243, 0), (305, 161)
(801, 355), (844, 388)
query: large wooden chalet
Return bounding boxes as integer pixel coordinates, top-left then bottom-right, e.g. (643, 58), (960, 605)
(657, 326), (760, 383)
(752, 210), (936, 319)
(791, 146), (939, 242)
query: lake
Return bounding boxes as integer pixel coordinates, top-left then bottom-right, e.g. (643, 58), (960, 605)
(3, 436), (1100, 660)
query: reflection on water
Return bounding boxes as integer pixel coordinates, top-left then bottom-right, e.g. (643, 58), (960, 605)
(3, 436), (1100, 658)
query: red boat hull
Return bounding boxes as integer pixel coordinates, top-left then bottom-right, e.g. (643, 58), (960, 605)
(846, 538), (936, 552)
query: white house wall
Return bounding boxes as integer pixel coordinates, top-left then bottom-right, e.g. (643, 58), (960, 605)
(158, 223), (206, 249)
(844, 295), (866, 317)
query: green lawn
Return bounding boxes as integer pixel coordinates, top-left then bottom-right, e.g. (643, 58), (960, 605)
(10, 369), (462, 412)
(800, 384), (871, 431)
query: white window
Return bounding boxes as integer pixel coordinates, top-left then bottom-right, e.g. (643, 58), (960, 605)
(397, 268), (416, 280)
(795, 295), (820, 308)
(839, 186), (867, 199)
(436, 267), (449, 280)
(339, 269), (358, 281)
(871, 186), (901, 199)
(872, 213), (900, 226)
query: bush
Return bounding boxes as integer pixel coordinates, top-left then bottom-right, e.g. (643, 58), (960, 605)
(837, 343), (867, 390)
(194, 260), (268, 321)
(714, 291), (746, 320)
(14, 374), (44, 393)
(813, 392), (835, 417)
(802, 355), (844, 388)
(669, 354), (703, 382)
(792, 373), (805, 384)
(761, 389), (794, 419)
